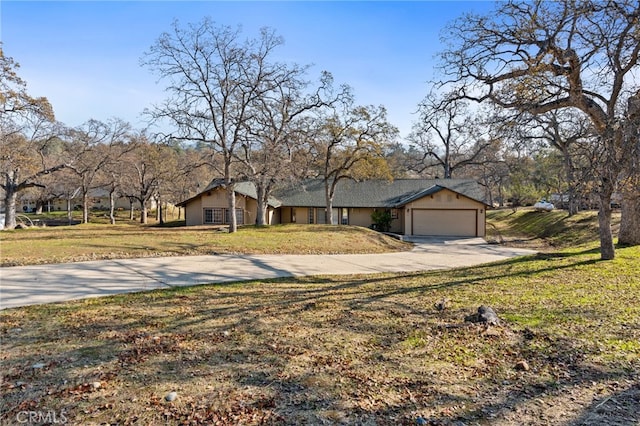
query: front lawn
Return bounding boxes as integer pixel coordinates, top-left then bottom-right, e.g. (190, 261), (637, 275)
(1, 244), (638, 425)
(0, 224), (410, 266)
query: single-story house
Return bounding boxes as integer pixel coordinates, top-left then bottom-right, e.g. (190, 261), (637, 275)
(176, 178), (490, 237)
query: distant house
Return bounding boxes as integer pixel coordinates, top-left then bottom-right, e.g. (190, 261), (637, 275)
(17, 188), (156, 213)
(176, 178), (490, 237)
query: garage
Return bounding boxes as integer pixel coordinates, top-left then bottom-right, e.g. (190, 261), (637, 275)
(412, 209), (478, 236)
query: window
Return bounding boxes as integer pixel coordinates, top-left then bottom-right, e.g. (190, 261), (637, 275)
(341, 208), (349, 225)
(204, 208), (224, 224)
(317, 209), (326, 224)
(224, 208), (244, 224)
(213, 208), (224, 224)
(308, 208), (315, 224)
(391, 209), (398, 219)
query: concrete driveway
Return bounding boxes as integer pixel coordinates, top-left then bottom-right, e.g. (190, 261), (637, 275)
(0, 237), (536, 310)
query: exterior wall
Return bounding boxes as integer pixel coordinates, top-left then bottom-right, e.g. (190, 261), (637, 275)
(245, 197), (258, 225)
(404, 189), (486, 237)
(270, 208), (280, 225)
(200, 188), (229, 208)
(276, 207), (404, 232)
(280, 207), (293, 224)
(294, 207), (311, 224)
(185, 188), (257, 226)
(278, 207), (344, 225)
(349, 208), (372, 228)
(279, 207), (321, 225)
(184, 198), (203, 226)
(389, 209), (404, 234)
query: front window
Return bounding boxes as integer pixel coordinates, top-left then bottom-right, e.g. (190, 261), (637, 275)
(224, 208), (244, 224)
(204, 208), (224, 224)
(341, 208), (349, 225)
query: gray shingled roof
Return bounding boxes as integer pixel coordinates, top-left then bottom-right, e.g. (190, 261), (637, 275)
(178, 178), (488, 208)
(176, 179), (281, 208)
(273, 179), (488, 208)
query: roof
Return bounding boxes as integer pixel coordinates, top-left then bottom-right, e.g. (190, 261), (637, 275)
(273, 179), (489, 208)
(176, 179), (282, 208)
(177, 178), (489, 208)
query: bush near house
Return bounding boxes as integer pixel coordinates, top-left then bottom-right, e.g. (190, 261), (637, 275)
(371, 209), (393, 232)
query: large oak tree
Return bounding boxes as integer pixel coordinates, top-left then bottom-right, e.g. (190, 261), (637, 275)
(143, 19), (295, 232)
(439, 0), (640, 259)
(0, 47), (68, 229)
(312, 99), (398, 224)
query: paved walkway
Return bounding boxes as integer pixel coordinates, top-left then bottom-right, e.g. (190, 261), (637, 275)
(0, 237), (536, 310)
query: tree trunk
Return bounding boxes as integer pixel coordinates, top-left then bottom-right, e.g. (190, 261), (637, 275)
(255, 184), (267, 226)
(155, 195), (161, 222)
(140, 199), (148, 224)
(324, 179), (334, 225)
(158, 198), (164, 226)
(66, 198), (73, 225)
(129, 199), (134, 220)
(598, 190), (616, 260)
(109, 190), (116, 225)
(82, 192), (90, 224)
(619, 91), (640, 246)
(444, 160), (452, 179)
(226, 186), (237, 233)
(3, 183), (18, 230)
(618, 192), (640, 246)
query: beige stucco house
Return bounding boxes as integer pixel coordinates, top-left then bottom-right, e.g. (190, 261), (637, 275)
(177, 178), (490, 237)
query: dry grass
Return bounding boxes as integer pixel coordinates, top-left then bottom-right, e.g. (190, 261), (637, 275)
(0, 224), (410, 266)
(486, 208), (621, 249)
(1, 244), (638, 425)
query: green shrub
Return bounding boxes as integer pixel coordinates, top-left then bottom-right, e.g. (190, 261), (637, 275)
(371, 209), (392, 232)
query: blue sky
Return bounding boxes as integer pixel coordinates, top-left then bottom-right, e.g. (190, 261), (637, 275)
(1, 1), (496, 141)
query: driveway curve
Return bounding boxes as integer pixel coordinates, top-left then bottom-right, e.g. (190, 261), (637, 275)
(0, 237), (536, 310)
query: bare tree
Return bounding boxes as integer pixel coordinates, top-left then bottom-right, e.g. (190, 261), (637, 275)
(0, 48), (69, 229)
(238, 71), (347, 225)
(312, 99), (398, 224)
(143, 19), (291, 233)
(439, 0), (640, 259)
(532, 111), (599, 215)
(67, 118), (132, 223)
(165, 145), (213, 221)
(409, 92), (495, 179)
(120, 135), (178, 225)
(463, 138), (509, 207)
(96, 133), (139, 225)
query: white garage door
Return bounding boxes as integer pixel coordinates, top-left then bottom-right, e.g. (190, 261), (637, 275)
(412, 209), (477, 236)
